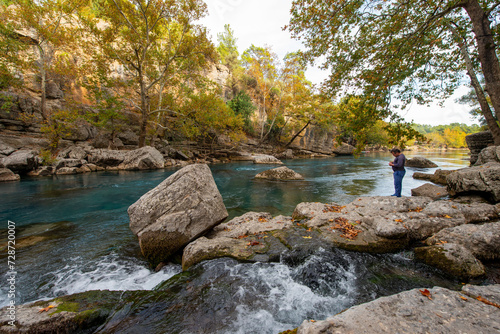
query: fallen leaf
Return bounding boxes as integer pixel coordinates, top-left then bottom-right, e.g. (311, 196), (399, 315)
(303, 236), (312, 239)
(247, 241), (261, 246)
(237, 235), (248, 239)
(460, 296), (468, 301)
(477, 296), (500, 309)
(443, 214), (452, 219)
(309, 319), (316, 322)
(420, 289), (432, 300)
(394, 219), (403, 222)
(39, 305), (56, 313)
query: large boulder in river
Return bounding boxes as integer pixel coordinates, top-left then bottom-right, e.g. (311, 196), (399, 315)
(405, 156), (438, 168)
(119, 146), (164, 170)
(255, 166), (304, 180)
(128, 164), (228, 267)
(447, 161), (500, 202)
(296, 284), (500, 334)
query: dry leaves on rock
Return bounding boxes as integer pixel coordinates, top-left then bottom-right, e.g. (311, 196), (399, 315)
(420, 289), (432, 300)
(328, 217), (362, 240)
(323, 205), (345, 213)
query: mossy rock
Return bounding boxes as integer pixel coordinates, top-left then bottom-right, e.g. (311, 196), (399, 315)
(414, 243), (485, 279)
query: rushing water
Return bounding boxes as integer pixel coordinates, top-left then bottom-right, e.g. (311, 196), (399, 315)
(0, 150), (477, 333)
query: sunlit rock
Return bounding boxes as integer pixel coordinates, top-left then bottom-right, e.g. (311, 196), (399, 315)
(128, 164), (228, 267)
(255, 166), (304, 180)
(296, 285), (500, 334)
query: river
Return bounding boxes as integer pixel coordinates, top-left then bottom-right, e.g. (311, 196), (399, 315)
(0, 150), (480, 333)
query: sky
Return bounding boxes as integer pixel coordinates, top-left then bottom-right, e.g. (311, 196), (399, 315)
(199, 0), (478, 126)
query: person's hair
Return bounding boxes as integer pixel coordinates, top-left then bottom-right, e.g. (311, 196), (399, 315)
(390, 148), (401, 153)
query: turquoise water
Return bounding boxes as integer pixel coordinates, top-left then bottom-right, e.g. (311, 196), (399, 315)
(0, 150), (472, 332)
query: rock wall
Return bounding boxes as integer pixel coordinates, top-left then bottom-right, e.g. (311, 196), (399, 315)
(466, 131), (494, 165)
(289, 125), (336, 154)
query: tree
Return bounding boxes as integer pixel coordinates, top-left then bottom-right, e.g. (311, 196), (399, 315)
(242, 45), (278, 140)
(288, 0), (500, 144)
(1, 0), (84, 120)
(217, 23), (242, 98)
(82, 0), (217, 147)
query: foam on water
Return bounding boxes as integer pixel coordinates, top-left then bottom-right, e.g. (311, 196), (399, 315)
(40, 253), (181, 300)
(220, 252), (358, 334)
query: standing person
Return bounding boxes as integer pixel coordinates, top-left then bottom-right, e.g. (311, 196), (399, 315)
(389, 148), (406, 197)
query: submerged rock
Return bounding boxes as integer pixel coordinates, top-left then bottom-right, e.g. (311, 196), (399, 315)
(296, 285), (500, 334)
(255, 166), (304, 180)
(405, 156), (438, 168)
(128, 164), (228, 267)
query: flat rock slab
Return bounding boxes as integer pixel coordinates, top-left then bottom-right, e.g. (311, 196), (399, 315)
(297, 285), (500, 334)
(128, 164), (228, 267)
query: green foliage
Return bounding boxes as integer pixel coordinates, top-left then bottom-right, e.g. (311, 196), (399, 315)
(412, 122), (481, 148)
(175, 92), (244, 142)
(39, 149), (57, 166)
(41, 108), (79, 150)
(217, 24), (239, 70)
(227, 91), (256, 130)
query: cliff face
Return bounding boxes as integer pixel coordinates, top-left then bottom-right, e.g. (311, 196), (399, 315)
(289, 125), (337, 154)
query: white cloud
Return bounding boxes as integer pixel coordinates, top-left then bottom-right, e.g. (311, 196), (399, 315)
(199, 0), (478, 126)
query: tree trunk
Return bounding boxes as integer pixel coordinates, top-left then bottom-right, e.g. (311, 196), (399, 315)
(448, 22), (500, 145)
(463, 1), (500, 124)
(138, 77), (148, 148)
(38, 45), (47, 121)
(285, 120), (311, 148)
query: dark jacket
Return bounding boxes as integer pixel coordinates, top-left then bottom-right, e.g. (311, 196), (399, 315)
(392, 154), (406, 172)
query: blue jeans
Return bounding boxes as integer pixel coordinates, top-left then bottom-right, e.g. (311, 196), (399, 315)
(393, 170), (406, 197)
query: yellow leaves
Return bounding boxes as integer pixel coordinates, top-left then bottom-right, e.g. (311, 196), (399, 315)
(258, 217), (268, 223)
(394, 219), (404, 223)
(442, 215), (452, 219)
(302, 236), (312, 239)
(408, 207), (423, 212)
(39, 305), (56, 313)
